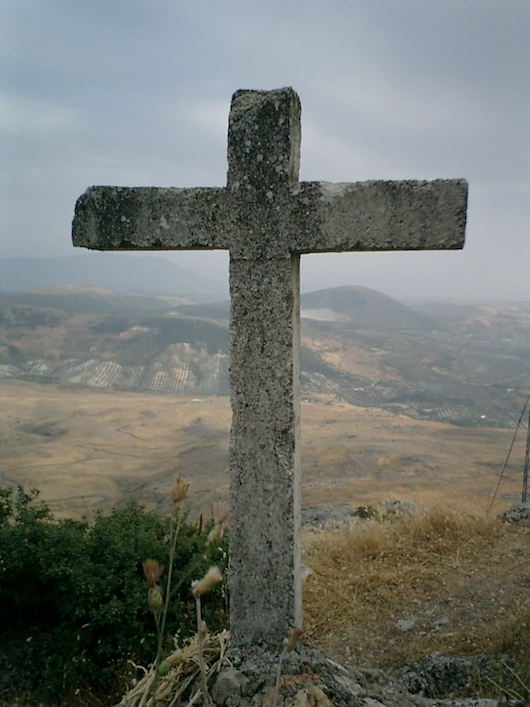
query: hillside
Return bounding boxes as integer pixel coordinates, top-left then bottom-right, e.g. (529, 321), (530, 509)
(0, 287), (230, 396)
(301, 285), (439, 331)
(173, 285), (441, 330)
(1, 285), (529, 427)
(299, 287), (530, 428)
(1, 284), (172, 316)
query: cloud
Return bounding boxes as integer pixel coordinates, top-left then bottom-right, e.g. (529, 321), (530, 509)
(1, 0), (528, 300)
(0, 92), (85, 138)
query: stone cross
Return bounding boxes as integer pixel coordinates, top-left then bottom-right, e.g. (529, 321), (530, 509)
(72, 87), (467, 649)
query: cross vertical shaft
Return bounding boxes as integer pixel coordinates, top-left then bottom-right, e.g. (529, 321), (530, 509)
(225, 89), (304, 646)
(229, 254), (302, 645)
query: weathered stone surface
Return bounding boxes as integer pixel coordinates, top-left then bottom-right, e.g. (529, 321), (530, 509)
(72, 180), (467, 256)
(228, 253), (302, 645)
(211, 643), (420, 707)
(396, 652), (489, 698)
(395, 652), (523, 702)
(72, 87), (468, 651)
(499, 502), (530, 523)
(72, 185), (228, 251)
(396, 617), (416, 632)
(211, 667), (249, 705)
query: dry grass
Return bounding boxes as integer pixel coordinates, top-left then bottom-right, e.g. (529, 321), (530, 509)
(119, 630), (229, 707)
(303, 506), (530, 675)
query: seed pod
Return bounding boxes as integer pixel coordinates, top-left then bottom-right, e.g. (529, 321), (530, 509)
(147, 586), (163, 611)
(158, 659), (170, 676)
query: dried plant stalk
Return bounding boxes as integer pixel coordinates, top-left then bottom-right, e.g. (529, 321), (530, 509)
(119, 630), (228, 707)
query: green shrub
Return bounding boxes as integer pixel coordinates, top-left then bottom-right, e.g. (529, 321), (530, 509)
(0, 486), (228, 700)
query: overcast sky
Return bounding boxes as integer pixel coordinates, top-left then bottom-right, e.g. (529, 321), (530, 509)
(1, 0), (529, 302)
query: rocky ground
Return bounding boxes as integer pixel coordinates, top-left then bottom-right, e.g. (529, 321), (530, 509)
(115, 641), (529, 707)
(210, 645), (528, 707)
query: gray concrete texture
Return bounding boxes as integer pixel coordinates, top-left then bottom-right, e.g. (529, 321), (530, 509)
(72, 87), (468, 649)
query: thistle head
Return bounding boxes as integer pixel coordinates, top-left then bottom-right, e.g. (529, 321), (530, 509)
(207, 500), (230, 546)
(191, 566), (223, 598)
(147, 585), (164, 611)
(143, 558), (165, 587)
(170, 475), (190, 503)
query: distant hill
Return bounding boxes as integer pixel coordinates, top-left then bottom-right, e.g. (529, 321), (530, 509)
(301, 285), (439, 331)
(0, 254), (227, 295)
(173, 285), (440, 330)
(413, 301), (530, 338)
(176, 300), (230, 320)
(1, 285), (172, 316)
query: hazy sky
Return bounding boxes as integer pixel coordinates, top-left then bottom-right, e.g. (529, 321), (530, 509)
(1, 0), (529, 302)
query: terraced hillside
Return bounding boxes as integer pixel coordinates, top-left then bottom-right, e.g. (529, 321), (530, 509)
(0, 286), (231, 396)
(0, 343), (228, 396)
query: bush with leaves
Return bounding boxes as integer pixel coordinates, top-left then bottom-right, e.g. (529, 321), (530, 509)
(0, 486), (228, 701)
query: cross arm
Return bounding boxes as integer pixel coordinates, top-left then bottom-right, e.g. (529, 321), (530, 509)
(291, 179), (468, 253)
(72, 186), (231, 251)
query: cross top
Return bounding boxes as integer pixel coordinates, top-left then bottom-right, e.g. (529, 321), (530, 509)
(227, 88), (301, 192)
(73, 87), (467, 649)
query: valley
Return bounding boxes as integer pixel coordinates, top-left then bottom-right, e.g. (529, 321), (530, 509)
(1, 284), (529, 521)
(0, 379), (525, 521)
